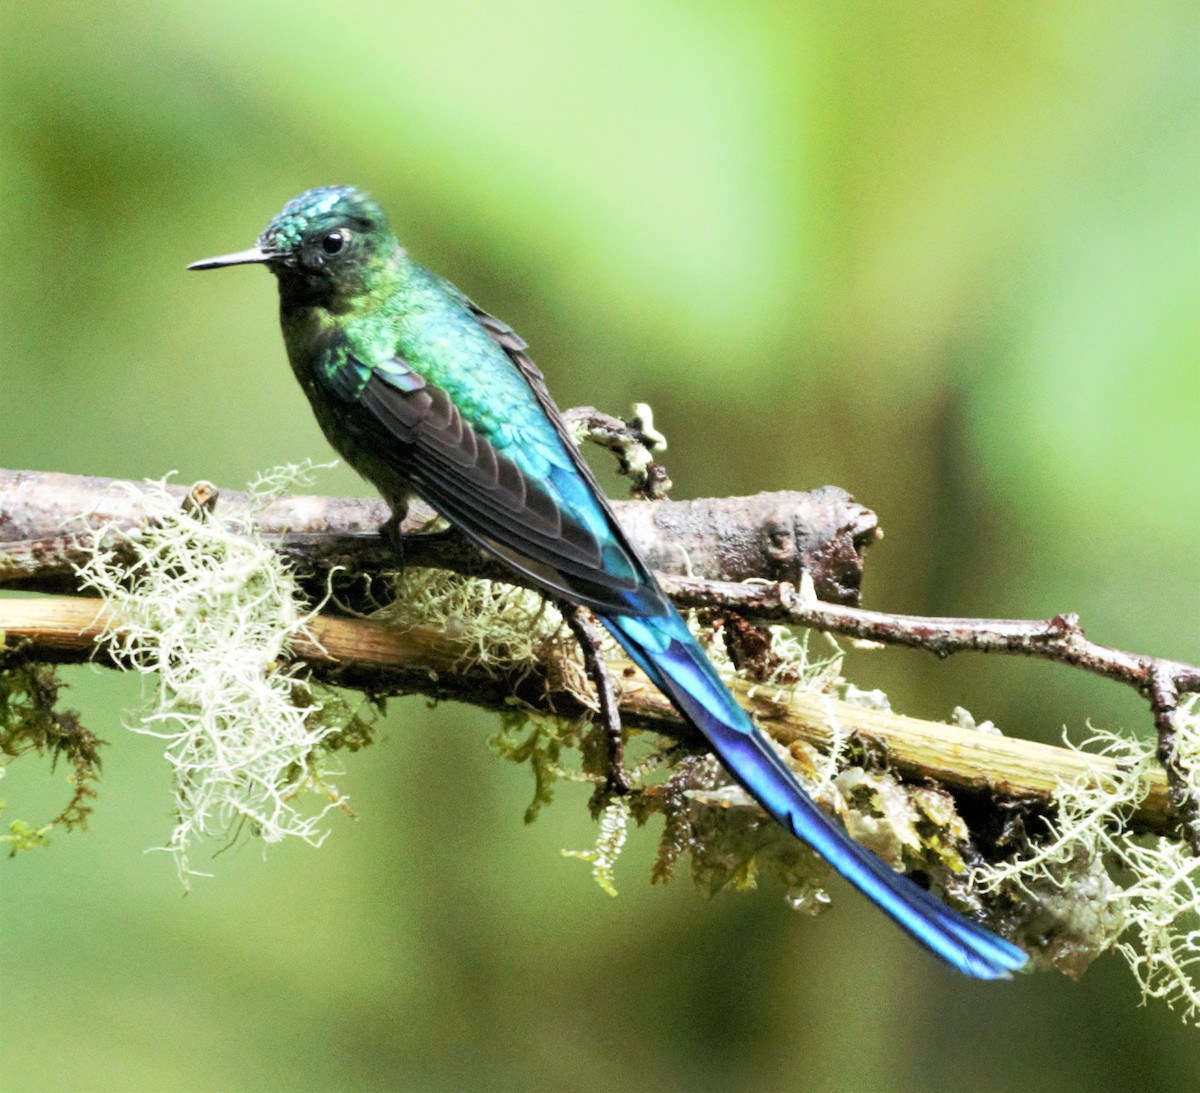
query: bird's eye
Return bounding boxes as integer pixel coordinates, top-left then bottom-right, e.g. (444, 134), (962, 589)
(321, 229), (349, 255)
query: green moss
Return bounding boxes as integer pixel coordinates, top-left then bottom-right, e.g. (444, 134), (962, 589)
(0, 659), (102, 855)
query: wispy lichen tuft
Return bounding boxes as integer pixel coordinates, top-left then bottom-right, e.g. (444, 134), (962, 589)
(75, 472), (368, 883)
(974, 698), (1200, 1023)
(377, 567), (574, 683)
(377, 566), (595, 821)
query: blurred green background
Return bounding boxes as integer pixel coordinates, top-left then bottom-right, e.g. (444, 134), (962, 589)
(3, 2), (1199, 1090)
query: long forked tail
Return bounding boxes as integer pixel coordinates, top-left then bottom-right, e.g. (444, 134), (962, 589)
(603, 609), (1027, 980)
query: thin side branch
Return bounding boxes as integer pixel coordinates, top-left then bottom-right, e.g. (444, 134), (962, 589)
(666, 577), (1200, 698)
(563, 404), (672, 499)
(664, 575), (1200, 847)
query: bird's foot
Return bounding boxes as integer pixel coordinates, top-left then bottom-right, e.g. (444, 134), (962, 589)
(561, 602), (630, 802)
(379, 502), (410, 565)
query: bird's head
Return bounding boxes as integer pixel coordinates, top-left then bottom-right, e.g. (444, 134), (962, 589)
(189, 186), (401, 309)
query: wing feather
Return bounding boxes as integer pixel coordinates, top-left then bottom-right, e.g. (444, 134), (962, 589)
(464, 302), (653, 573)
(354, 370), (652, 615)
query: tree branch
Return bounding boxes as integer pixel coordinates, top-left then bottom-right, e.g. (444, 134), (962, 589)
(663, 576), (1200, 850)
(0, 468), (877, 606)
(665, 577), (1200, 699)
(2, 462), (1196, 846)
(0, 595), (1177, 837)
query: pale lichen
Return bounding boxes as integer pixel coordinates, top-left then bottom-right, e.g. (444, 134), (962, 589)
(74, 470), (371, 884)
(974, 699), (1200, 1023)
(562, 796), (630, 896)
(375, 567), (574, 686)
(557, 616), (1006, 935)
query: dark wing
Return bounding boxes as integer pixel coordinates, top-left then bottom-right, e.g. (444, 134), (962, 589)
(466, 304), (652, 566)
(353, 361), (653, 617)
(464, 302), (673, 610)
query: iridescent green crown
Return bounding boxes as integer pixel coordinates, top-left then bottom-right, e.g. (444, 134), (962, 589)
(259, 186), (386, 252)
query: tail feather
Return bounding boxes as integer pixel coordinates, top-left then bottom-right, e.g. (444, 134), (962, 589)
(603, 609), (1027, 980)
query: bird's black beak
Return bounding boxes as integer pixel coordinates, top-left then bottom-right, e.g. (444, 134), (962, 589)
(187, 246), (275, 271)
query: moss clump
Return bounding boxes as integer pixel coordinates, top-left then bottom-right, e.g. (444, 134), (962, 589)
(0, 659), (102, 854)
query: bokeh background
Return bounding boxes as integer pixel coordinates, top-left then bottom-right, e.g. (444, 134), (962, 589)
(3, 3), (1198, 1090)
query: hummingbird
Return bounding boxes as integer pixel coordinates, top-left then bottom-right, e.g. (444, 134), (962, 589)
(190, 186), (1026, 979)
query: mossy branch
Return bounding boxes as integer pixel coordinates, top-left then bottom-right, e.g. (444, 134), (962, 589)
(3, 464), (1196, 845)
(0, 595), (1178, 838)
(3, 459), (1199, 1020)
(0, 467), (877, 605)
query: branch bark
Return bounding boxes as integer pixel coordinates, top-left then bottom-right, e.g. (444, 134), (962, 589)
(0, 595), (1176, 837)
(0, 468), (877, 605)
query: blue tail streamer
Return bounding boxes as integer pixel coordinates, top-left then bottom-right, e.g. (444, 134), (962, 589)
(602, 609), (1027, 980)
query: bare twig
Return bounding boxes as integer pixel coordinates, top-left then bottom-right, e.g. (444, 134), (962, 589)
(665, 578), (1200, 697)
(1148, 665), (1200, 853)
(563, 404), (672, 499)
